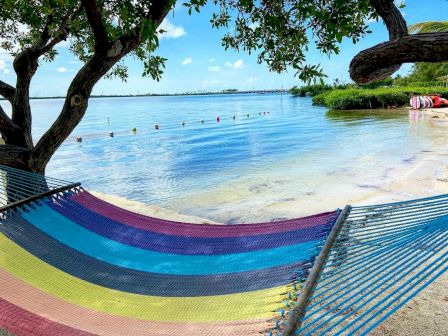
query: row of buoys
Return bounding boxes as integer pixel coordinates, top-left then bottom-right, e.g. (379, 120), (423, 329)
(410, 95), (448, 109)
(75, 112), (270, 142)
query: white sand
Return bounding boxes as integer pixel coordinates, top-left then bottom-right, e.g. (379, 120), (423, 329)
(419, 106), (448, 120)
(92, 152), (448, 336)
(91, 191), (218, 224)
(1, 116), (447, 335)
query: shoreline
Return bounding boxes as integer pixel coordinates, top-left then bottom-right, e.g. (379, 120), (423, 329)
(1, 108), (448, 335)
(0, 90), (286, 101)
(90, 149), (448, 335)
(416, 106), (448, 119)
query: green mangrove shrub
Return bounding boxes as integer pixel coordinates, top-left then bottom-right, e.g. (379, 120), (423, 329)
(313, 87), (448, 110)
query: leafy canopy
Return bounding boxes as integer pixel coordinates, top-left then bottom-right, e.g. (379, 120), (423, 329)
(0, 0), (379, 82)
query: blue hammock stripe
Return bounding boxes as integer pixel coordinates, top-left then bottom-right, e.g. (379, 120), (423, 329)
(2, 214), (311, 296)
(1, 164), (448, 336)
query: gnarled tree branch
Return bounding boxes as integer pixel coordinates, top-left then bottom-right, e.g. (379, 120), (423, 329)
(370, 0), (407, 39)
(148, 1), (172, 25)
(350, 0), (409, 83)
(0, 80), (15, 103)
(0, 144), (31, 170)
(81, 0), (110, 52)
(11, 48), (39, 148)
(31, 54), (121, 170)
(351, 33), (448, 83)
(31, 1), (174, 172)
(0, 104), (22, 142)
(9, 6), (81, 149)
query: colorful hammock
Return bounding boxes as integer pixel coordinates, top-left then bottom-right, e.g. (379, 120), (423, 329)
(0, 165), (447, 336)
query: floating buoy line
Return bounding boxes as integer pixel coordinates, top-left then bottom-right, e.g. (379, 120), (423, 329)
(70, 111), (271, 143)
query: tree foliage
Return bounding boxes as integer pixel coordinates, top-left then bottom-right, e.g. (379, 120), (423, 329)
(0, 0), (174, 81)
(408, 21), (448, 34)
(402, 62), (448, 83)
(0, 0), (379, 83)
(199, 0), (375, 81)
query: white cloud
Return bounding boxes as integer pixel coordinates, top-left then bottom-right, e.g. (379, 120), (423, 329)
(57, 67), (67, 73)
(207, 65), (221, 72)
(225, 59), (245, 70)
(209, 58), (215, 62)
(182, 57), (192, 65)
(158, 18), (187, 39)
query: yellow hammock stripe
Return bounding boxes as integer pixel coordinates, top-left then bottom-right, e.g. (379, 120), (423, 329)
(0, 234), (289, 322)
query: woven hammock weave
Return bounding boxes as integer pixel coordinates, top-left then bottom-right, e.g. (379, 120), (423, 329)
(0, 166), (338, 335)
(0, 165), (447, 336)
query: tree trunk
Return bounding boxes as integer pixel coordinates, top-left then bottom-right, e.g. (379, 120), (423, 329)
(0, 143), (32, 171)
(0, 1), (174, 176)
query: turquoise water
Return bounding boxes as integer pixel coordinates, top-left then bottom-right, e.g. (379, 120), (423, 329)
(23, 94), (448, 222)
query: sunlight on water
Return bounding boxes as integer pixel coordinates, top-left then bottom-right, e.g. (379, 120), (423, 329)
(26, 94), (448, 222)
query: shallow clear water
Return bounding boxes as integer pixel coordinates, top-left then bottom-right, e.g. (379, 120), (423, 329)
(22, 94), (448, 222)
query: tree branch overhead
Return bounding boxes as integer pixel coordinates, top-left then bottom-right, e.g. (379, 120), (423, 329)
(0, 81), (16, 103)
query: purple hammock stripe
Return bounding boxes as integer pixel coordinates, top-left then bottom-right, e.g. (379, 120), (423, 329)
(49, 196), (335, 255)
(72, 190), (338, 238)
(2, 214), (312, 296)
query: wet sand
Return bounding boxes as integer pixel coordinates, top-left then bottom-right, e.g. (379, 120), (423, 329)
(1, 114), (448, 335)
(90, 150), (448, 336)
(419, 107), (448, 120)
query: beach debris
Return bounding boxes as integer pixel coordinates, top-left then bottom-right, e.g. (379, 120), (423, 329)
(109, 132), (114, 137)
(76, 136), (82, 143)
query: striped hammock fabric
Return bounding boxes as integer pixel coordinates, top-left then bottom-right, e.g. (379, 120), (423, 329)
(0, 164), (447, 336)
(0, 167), (339, 336)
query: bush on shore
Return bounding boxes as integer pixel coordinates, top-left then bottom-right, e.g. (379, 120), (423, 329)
(312, 87), (448, 110)
(290, 84), (333, 97)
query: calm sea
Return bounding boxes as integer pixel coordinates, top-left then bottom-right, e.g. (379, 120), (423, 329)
(22, 93), (448, 222)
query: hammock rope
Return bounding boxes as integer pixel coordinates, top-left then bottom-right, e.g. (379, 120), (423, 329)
(290, 196), (448, 335)
(0, 164), (447, 336)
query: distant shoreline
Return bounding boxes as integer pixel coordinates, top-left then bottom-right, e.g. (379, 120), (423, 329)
(0, 89), (288, 101)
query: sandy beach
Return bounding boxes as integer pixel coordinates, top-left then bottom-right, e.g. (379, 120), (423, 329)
(1, 109), (447, 335)
(89, 133), (448, 336)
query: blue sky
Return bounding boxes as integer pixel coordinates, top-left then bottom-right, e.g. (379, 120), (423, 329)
(0, 0), (447, 96)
